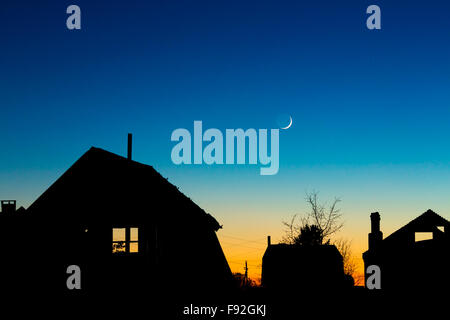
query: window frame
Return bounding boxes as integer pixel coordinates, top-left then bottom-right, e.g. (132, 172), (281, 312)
(112, 227), (139, 254)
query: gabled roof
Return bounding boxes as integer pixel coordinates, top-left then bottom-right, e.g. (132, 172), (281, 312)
(27, 147), (219, 228)
(383, 209), (450, 243)
(363, 209), (450, 256)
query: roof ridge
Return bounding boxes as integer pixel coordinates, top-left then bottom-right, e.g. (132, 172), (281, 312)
(28, 146), (209, 218)
(382, 209), (449, 242)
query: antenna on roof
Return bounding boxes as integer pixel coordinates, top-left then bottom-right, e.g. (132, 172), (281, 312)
(127, 133), (132, 160)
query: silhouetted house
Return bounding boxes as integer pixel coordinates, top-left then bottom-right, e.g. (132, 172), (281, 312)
(0, 138), (232, 296)
(0, 200), (30, 291)
(363, 210), (450, 292)
(261, 236), (349, 292)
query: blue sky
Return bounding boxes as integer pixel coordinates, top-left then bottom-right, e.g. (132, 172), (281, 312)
(2, 1), (450, 277)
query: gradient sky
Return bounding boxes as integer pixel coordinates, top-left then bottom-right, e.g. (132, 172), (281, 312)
(2, 0), (450, 281)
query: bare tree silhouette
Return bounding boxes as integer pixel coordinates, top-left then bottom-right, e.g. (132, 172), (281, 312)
(333, 238), (358, 281)
(282, 191), (343, 245)
(281, 191), (357, 283)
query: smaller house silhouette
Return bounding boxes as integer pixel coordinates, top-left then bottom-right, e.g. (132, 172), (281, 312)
(261, 236), (349, 292)
(363, 209), (450, 293)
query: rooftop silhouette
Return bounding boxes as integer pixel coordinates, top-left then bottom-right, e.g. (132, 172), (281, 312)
(363, 209), (450, 294)
(0, 136), (232, 298)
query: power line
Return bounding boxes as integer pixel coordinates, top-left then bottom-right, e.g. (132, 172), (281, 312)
(228, 262), (262, 269)
(225, 249), (265, 259)
(218, 234), (267, 244)
(220, 241), (266, 250)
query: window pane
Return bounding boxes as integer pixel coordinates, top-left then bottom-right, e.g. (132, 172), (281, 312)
(415, 232), (433, 242)
(113, 228), (126, 241)
(130, 228), (139, 241)
(130, 242), (139, 253)
(112, 242), (126, 253)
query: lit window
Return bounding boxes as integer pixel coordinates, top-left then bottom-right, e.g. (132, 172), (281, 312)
(112, 227), (139, 253)
(130, 228), (139, 253)
(415, 232), (433, 242)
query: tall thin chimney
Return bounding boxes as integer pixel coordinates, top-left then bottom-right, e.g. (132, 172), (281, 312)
(267, 235), (271, 246)
(369, 212), (383, 251)
(370, 212), (380, 233)
(127, 133), (132, 160)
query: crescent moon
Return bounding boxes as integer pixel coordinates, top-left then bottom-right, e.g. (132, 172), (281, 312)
(280, 116), (292, 130)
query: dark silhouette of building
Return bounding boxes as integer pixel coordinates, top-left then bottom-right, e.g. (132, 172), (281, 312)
(261, 236), (349, 292)
(363, 209), (450, 293)
(0, 136), (232, 297)
(0, 200), (30, 292)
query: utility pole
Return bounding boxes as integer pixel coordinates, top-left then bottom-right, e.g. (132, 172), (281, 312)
(244, 260), (248, 286)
